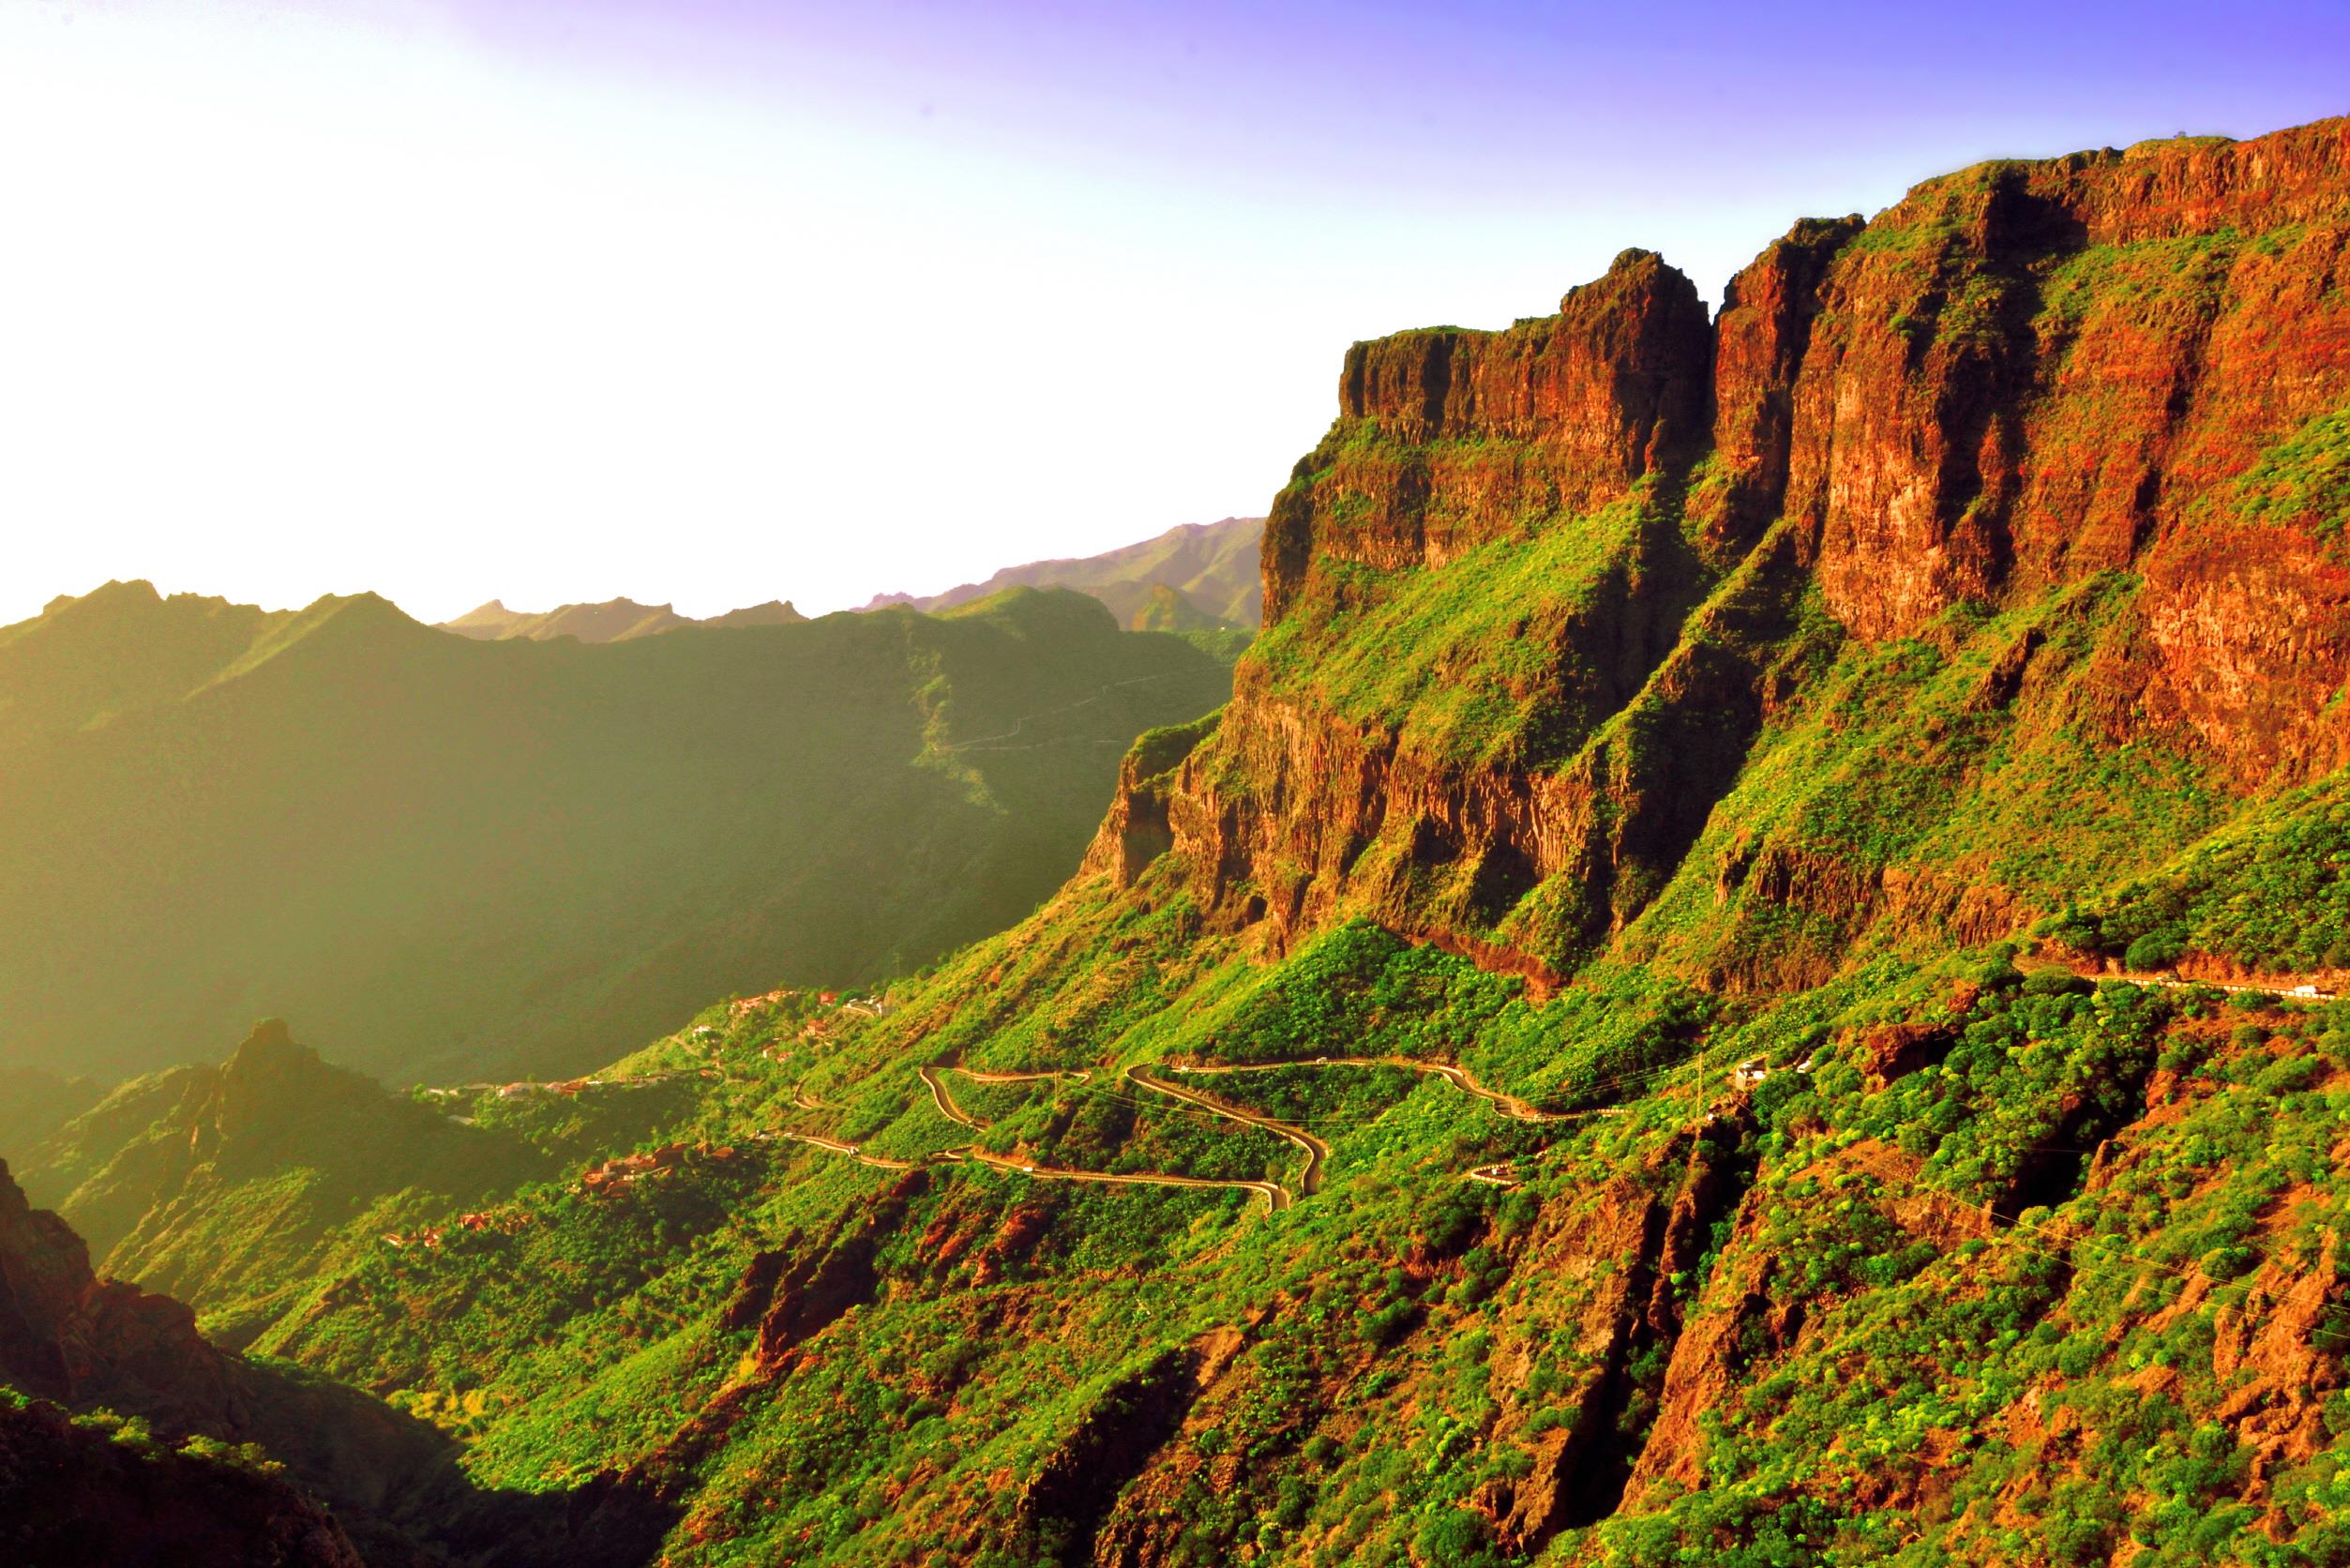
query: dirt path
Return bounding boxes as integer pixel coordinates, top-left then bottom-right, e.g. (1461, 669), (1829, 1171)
(781, 1132), (926, 1172)
(1124, 1065), (1331, 1197)
(787, 1066), (1291, 1213)
(932, 672), (1183, 754)
(959, 1147), (1288, 1212)
(956, 1067), (1092, 1085)
(917, 1065), (1092, 1131)
(790, 1048), (1642, 1205)
(918, 1065), (982, 1130)
(1169, 1055), (1580, 1123)
(2056, 961), (2340, 1002)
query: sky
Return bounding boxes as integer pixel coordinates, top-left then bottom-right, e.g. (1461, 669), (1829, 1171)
(2, 1), (2344, 626)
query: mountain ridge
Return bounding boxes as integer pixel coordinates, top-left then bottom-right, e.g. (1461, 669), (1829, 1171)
(862, 515), (1264, 630)
(0, 584), (1233, 1084)
(438, 596), (807, 644)
(16, 113), (2350, 1567)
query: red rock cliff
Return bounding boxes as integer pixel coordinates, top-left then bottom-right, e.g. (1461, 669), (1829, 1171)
(1104, 114), (2350, 982)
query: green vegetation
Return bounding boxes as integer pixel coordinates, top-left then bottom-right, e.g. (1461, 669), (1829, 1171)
(0, 580), (1232, 1083)
(2048, 771), (2350, 974)
(2216, 403), (2350, 552)
(19, 127), (2350, 1568)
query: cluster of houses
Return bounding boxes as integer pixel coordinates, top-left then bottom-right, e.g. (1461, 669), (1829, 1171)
(730, 987), (806, 1018)
(380, 1225), (448, 1251)
(579, 1140), (739, 1194)
(380, 1208), (535, 1251)
(497, 1078), (593, 1100)
(1732, 1054), (1815, 1091)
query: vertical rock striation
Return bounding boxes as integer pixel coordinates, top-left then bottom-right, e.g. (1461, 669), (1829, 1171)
(1100, 114), (2350, 986)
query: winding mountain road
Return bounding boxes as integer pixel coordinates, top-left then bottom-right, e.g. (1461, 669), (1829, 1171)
(782, 1132), (925, 1172)
(917, 1065), (1092, 1131)
(1167, 1055), (1581, 1123)
(918, 1065), (981, 1129)
(791, 1051), (1619, 1209)
(786, 1095), (1291, 1211)
(1123, 1065), (1330, 1197)
(959, 1147), (1289, 1212)
(2058, 962), (2341, 1002)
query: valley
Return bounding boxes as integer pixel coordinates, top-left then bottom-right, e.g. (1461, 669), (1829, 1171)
(8, 113), (2350, 1568)
(0, 585), (1233, 1085)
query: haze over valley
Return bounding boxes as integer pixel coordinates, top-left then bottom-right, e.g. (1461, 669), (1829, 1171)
(4, 6), (2348, 1566)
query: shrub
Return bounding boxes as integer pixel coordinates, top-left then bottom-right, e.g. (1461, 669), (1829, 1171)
(2125, 930), (2186, 972)
(2023, 969), (2095, 999)
(2200, 1245), (2259, 1282)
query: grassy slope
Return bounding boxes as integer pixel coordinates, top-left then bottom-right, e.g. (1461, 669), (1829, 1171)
(162, 277), (2350, 1563)
(175, 870), (2350, 1567)
(29, 156), (2350, 1567)
(0, 583), (1232, 1084)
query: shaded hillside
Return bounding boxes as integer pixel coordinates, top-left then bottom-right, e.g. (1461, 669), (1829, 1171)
(0, 1394), (366, 1568)
(0, 1070), (103, 1166)
(0, 1155), (674, 1568)
(57, 117), (2350, 1567)
(863, 516), (1264, 630)
(439, 597), (805, 643)
(0, 585), (1232, 1083)
(8, 1019), (662, 1344)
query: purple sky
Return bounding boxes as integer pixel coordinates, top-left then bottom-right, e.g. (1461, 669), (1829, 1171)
(2, 0), (2342, 626)
(448, 0), (2350, 255)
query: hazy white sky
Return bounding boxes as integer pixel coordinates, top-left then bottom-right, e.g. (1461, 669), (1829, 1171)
(4, 1), (2342, 626)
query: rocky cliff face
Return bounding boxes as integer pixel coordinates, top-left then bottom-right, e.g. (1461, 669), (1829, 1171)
(1786, 128), (2350, 652)
(1264, 249), (1712, 616)
(0, 1395), (367, 1568)
(1103, 115), (2350, 988)
(0, 1158), (245, 1436)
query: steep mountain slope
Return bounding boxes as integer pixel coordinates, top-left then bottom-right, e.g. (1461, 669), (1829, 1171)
(52, 116), (2350, 1567)
(863, 516), (1265, 630)
(0, 1393), (366, 1568)
(0, 1154), (676, 1567)
(0, 1069), (103, 1165)
(440, 597), (806, 642)
(0, 585), (1232, 1083)
(7, 1019), (655, 1345)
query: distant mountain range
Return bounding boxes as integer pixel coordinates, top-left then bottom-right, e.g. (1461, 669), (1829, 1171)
(432, 517), (1267, 649)
(0, 581), (1232, 1085)
(439, 596), (806, 643)
(860, 516), (1264, 630)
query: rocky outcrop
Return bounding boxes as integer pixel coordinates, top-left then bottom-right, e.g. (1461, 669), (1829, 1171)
(1787, 120), (2350, 646)
(1016, 1344), (1207, 1567)
(1089, 114), (2350, 992)
(727, 1171), (928, 1375)
(1695, 217), (1863, 550)
(0, 1154), (671, 1567)
(0, 1159), (244, 1436)
(1265, 249), (1712, 620)
(0, 1395), (366, 1568)
(1472, 1119), (1755, 1554)
(1084, 715), (1222, 888)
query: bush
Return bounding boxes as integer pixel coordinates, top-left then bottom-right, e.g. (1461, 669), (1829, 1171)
(1413, 1507), (1501, 1568)
(2124, 926), (2190, 972)
(2125, 930), (2186, 972)
(2023, 968), (2095, 999)
(2200, 1245), (2259, 1282)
